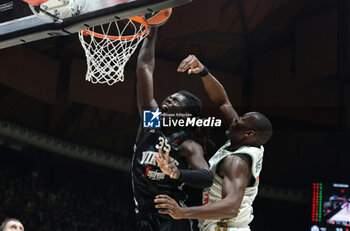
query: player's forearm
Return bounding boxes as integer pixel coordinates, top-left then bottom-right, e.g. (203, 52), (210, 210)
(200, 73), (239, 124)
(136, 27), (157, 74)
(181, 199), (239, 220)
(201, 73), (230, 107)
(177, 169), (213, 188)
(136, 27), (158, 112)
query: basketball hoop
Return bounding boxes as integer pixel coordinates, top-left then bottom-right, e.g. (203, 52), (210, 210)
(78, 16), (149, 85)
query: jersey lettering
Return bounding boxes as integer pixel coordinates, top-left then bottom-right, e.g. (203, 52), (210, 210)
(146, 169), (166, 180)
(142, 166), (152, 178)
(140, 151), (179, 167)
(133, 129), (189, 212)
(140, 151), (158, 166)
(255, 158), (262, 174)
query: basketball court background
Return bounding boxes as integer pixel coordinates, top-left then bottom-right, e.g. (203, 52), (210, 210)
(0, 0), (349, 230)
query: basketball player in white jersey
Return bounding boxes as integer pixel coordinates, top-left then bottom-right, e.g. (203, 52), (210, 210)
(154, 55), (272, 231)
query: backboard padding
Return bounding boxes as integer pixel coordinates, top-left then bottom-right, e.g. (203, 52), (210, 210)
(0, 0), (192, 49)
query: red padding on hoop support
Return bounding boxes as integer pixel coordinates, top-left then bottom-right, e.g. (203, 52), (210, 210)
(22, 0), (48, 6)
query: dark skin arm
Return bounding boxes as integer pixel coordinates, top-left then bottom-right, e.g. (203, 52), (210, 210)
(136, 27), (158, 116)
(177, 55), (239, 127)
(136, 27), (158, 141)
(155, 140), (209, 178)
(154, 154), (252, 219)
(181, 140), (210, 171)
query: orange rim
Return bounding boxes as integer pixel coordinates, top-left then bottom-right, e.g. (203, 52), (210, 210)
(81, 16), (149, 41)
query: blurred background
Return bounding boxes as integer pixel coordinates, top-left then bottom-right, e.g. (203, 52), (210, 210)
(0, 0), (349, 230)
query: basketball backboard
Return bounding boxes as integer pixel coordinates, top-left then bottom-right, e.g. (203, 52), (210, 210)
(0, 0), (192, 49)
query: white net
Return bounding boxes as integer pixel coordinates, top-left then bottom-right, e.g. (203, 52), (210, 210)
(78, 17), (148, 85)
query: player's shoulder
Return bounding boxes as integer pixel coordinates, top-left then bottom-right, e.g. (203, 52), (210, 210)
(217, 154), (252, 179)
(225, 154), (251, 165)
(221, 154), (251, 172)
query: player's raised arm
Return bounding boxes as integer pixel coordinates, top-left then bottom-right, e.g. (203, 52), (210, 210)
(136, 27), (158, 117)
(177, 55), (239, 127)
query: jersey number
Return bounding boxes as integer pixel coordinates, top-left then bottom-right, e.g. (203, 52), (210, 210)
(203, 193), (209, 205)
(155, 136), (171, 152)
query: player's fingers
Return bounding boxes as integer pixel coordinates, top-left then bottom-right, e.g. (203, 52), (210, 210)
(155, 154), (163, 167)
(155, 197), (176, 206)
(155, 195), (172, 200)
(155, 203), (171, 209)
(155, 202), (176, 211)
(169, 164), (179, 178)
(170, 167), (177, 178)
(158, 209), (174, 215)
(186, 59), (202, 75)
(158, 209), (169, 214)
(165, 151), (170, 164)
(179, 55), (193, 67)
(184, 58), (198, 71)
(189, 58), (199, 68)
(158, 148), (165, 162)
(178, 55), (194, 72)
(177, 61), (188, 72)
(188, 66), (202, 74)
(155, 194), (167, 198)
(154, 198), (171, 204)
(187, 57), (201, 72)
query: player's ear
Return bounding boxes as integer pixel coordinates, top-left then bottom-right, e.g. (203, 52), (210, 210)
(245, 130), (255, 137)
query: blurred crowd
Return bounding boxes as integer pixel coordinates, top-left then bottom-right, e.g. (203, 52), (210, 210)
(0, 150), (135, 231)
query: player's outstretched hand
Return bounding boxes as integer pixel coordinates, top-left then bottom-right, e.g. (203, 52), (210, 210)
(177, 55), (204, 75)
(155, 148), (180, 179)
(154, 195), (184, 219)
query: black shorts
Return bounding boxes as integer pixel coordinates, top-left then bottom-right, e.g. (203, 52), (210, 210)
(136, 212), (193, 231)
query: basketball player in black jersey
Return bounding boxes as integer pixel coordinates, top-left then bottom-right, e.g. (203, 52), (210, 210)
(133, 27), (213, 231)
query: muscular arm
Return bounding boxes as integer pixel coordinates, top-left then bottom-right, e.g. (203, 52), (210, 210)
(136, 27), (158, 117)
(179, 140), (213, 188)
(177, 55), (238, 127)
(200, 74), (238, 126)
(155, 154), (252, 220)
(155, 140), (213, 188)
(181, 140), (209, 171)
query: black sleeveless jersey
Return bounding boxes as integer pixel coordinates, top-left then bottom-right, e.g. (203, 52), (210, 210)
(132, 128), (190, 214)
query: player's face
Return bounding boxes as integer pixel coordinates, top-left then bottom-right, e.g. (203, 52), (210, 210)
(4, 221), (24, 231)
(161, 93), (187, 114)
(226, 113), (256, 144)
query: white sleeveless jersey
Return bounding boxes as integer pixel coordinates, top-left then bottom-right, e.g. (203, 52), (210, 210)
(199, 142), (264, 230)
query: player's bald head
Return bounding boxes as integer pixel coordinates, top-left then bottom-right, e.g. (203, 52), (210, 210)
(246, 112), (272, 145)
(0, 218), (23, 231)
